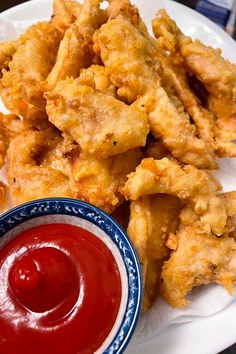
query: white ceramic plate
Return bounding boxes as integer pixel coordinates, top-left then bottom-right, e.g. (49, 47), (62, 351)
(1, 1), (236, 353)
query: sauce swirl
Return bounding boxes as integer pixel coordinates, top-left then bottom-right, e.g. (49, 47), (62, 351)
(0, 223), (122, 354)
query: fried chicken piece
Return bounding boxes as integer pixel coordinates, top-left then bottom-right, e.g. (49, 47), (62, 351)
(0, 114), (8, 168)
(77, 65), (116, 96)
(93, 16), (158, 103)
(134, 87), (216, 168)
(0, 41), (17, 74)
(0, 181), (8, 213)
(161, 223), (236, 308)
(94, 16), (216, 168)
(221, 192), (236, 236)
(157, 55), (215, 147)
(7, 129), (74, 206)
(1, 114), (35, 142)
(52, 0), (81, 31)
(71, 149), (142, 213)
(0, 22), (63, 122)
(152, 9), (179, 53)
(127, 195), (181, 310)
(122, 158), (226, 235)
(178, 37), (236, 157)
(106, 0), (149, 37)
(152, 10), (236, 158)
(48, 0), (105, 87)
(179, 38), (236, 127)
(47, 24), (89, 87)
(46, 78), (149, 158)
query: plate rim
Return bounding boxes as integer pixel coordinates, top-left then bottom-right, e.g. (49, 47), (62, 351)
(0, 0), (236, 353)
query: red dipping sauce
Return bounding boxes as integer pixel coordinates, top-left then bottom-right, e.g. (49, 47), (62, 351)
(0, 224), (122, 354)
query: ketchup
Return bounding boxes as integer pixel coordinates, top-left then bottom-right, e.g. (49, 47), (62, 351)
(0, 224), (122, 354)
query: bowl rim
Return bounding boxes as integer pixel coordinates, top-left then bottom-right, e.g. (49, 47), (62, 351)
(0, 197), (143, 354)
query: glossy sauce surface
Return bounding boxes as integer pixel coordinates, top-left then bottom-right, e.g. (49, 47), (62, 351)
(0, 223), (122, 354)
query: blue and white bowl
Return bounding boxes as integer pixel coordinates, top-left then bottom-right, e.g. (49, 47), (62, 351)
(0, 198), (142, 354)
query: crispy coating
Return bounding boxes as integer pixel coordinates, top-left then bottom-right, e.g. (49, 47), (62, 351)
(0, 181), (8, 213)
(0, 22), (63, 121)
(47, 23), (90, 87)
(127, 195), (181, 310)
(71, 149), (142, 213)
(0, 114), (8, 168)
(157, 55), (216, 147)
(52, 0), (82, 31)
(106, 0), (149, 37)
(161, 223), (236, 308)
(0, 41), (17, 74)
(1, 114), (35, 141)
(46, 78), (149, 158)
(6, 129), (74, 206)
(77, 65), (116, 96)
(134, 87), (216, 169)
(152, 10), (236, 158)
(94, 16), (216, 168)
(152, 9), (179, 53)
(48, 0), (105, 87)
(122, 158), (226, 235)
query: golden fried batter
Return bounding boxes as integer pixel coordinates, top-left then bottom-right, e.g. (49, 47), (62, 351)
(71, 149), (142, 213)
(0, 22), (63, 121)
(122, 158), (226, 235)
(152, 10), (236, 158)
(52, 0), (81, 31)
(46, 78), (149, 158)
(128, 195), (181, 310)
(7, 129), (74, 206)
(0, 114), (8, 168)
(161, 223), (236, 308)
(94, 16), (216, 168)
(0, 41), (17, 74)
(0, 181), (8, 212)
(48, 0), (106, 87)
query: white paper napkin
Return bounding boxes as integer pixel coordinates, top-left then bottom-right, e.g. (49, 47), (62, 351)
(0, 0), (236, 347)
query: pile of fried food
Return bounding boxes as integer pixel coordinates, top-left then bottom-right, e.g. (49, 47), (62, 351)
(1, 0), (236, 311)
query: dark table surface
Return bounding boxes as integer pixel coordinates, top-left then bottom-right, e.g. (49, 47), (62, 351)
(0, 0), (236, 353)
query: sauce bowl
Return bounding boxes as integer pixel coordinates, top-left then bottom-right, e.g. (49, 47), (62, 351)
(0, 198), (142, 354)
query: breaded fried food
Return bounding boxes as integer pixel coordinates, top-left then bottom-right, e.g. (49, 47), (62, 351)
(0, 181), (8, 212)
(161, 223), (236, 308)
(0, 114), (8, 168)
(0, 41), (17, 74)
(134, 87), (216, 168)
(48, 0), (106, 87)
(93, 15), (157, 103)
(46, 78), (149, 158)
(94, 16), (216, 168)
(77, 65), (116, 96)
(122, 158), (226, 235)
(1, 114), (34, 141)
(0, 22), (63, 121)
(52, 0), (81, 31)
(6, 129), (74, 206)
(127, 195), (181, 310)
(152, 10), (236, 158)
(71, 149), (142, 213)
(47, 23), (89, 87)
(156, 55), (215, 147)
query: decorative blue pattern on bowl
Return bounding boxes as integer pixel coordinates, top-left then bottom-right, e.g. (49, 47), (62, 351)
(0, 198), (143, 354)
